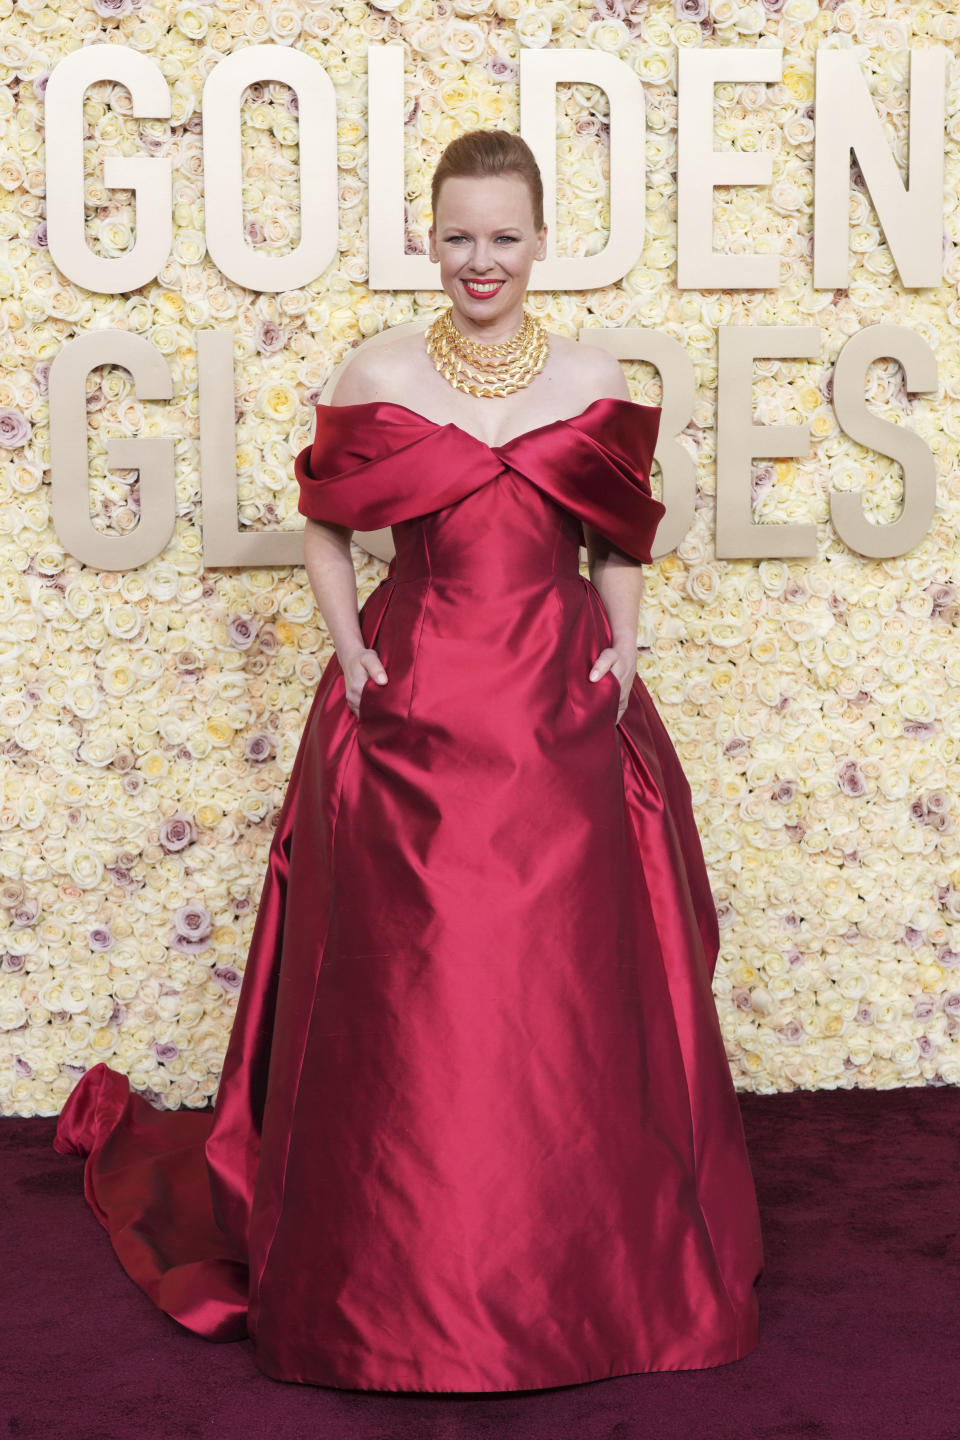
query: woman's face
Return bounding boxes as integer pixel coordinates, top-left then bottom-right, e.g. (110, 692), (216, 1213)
(428, 173), (548, 336)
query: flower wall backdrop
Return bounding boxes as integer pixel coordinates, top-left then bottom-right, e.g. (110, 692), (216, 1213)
(2, 0), (960, 1114)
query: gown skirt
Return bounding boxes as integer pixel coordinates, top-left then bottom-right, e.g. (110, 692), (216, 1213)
(53, 397), (764, 1392)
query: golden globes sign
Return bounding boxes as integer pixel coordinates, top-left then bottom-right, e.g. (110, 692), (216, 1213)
(43, 42), (945, 571)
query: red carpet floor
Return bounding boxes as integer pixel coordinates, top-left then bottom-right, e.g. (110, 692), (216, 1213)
(3, 1084), (959, 1440)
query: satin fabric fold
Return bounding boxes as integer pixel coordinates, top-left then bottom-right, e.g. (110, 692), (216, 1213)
(294, 396), (665, 564)
(55, 399), (762, 1392)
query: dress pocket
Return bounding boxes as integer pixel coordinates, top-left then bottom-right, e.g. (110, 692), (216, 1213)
(357, 675), (370, 722)
(357, 673), (382, 723)
(356, 578), (396, 725)
(600, 664), (622, 722)
(582, 577), (621, 723)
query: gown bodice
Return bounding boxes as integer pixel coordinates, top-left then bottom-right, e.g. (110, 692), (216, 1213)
(293, 396), (666, 580)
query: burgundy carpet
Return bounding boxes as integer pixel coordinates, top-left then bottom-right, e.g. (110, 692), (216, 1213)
(3, 1085), (959, 1440)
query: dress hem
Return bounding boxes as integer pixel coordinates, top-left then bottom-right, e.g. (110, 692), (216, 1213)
(250, 1312), (760, 1394)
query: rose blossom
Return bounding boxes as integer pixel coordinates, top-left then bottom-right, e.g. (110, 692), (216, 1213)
(171, 902), (214, 954)
(245, 734), (275, 763)
(227, 616), (258, 649)
(0, 409), (31, 449)
(159, 812), (197, 852)
(254, 319), (287, 355)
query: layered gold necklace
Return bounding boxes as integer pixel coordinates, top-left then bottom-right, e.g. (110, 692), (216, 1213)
(425, 306), (550, 398)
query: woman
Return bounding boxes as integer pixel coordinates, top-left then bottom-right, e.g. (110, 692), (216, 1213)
(54, 129), (763, 1393)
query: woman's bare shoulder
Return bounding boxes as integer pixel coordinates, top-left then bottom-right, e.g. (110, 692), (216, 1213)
(325, 325), (629, 411)
(327, 332), (426, 409)
(564, 335), (633, 402)
(533, 332), (632, 407)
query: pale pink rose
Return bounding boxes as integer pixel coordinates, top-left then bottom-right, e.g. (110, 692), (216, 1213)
(213, 966), (243, 992)
(928, 583), (959, 622)
(715, 900), (736, 930)
(254, 319), (287, 355)
(0, 408), (31, 449)
(487, 54), (518, 81)
(159, 812), (197, 852)
(837, 761), (867, 797)
(751, 461), (776, 505)
(227, 615), (258, 649)
(244, 734), (275, 762)
(171, 903), (213, 954)
(11, 898), (40, 929)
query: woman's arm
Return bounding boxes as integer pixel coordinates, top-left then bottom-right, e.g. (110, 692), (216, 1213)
(301, 349), (392, 718)
(582, 523), (645, 721)
(576, 347), (647, 718)
(303, 517), (389, 719)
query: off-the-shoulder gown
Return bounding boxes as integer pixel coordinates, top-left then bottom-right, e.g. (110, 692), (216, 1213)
(53, 397), (764, 1392)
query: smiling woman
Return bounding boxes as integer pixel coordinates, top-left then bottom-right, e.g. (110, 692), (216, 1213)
(54, 127), (764, 1397)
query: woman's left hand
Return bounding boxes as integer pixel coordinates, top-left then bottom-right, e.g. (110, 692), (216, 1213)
(589, 643), (635, 724)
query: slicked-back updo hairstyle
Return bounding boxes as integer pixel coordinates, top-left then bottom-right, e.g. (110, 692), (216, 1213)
(430, 129), (544, 233)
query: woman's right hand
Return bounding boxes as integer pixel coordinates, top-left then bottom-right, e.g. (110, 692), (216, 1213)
(342, 647), (388, 720)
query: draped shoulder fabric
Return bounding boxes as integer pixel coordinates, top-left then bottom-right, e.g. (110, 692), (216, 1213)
(294, 395), (665, 564)
(54, 397), (763, 1393)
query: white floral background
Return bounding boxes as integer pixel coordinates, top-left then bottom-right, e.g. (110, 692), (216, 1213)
(1, 0), (960, 1114)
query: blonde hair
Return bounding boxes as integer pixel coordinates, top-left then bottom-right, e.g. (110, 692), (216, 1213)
(431, 129), (544, 232)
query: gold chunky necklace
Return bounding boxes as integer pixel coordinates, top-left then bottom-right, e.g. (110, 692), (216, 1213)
(425, 306), (550, 397)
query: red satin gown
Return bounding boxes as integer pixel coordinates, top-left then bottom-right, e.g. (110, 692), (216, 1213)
(54, 396), (764, 1392)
